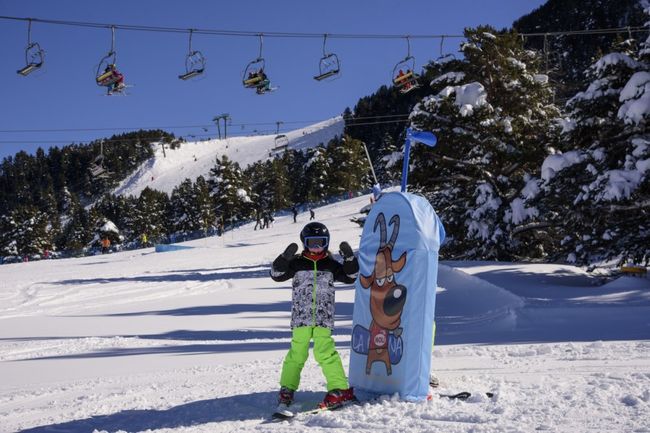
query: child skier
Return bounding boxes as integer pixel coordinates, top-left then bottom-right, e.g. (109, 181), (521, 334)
(270, 221), (359, 417)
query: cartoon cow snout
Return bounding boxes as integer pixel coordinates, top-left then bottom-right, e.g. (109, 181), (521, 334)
(384, 284), (407, 316)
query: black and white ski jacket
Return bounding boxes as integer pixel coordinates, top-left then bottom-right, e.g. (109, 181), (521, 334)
(270, 251), (359, 330)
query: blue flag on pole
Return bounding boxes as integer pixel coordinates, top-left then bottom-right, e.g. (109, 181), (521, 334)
(401, 128), (437, 192)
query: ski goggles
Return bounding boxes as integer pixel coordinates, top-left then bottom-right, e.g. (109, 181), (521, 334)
(304, 236), (329, 249)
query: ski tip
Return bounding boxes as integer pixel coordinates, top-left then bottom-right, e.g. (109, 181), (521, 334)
(271, 412), (294, 421)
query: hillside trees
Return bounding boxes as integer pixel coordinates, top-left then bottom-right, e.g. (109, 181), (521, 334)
(537, 33), (650, 264)
(0, 205), (52, 257)
(170, 176), (215, 233)
(208, 155), (252, 225)
(129, 187), (171, 243)
(513, 0), (647, 101)
(410, 26), (560, 260)
(59, 196), (95, 251)
(303, 145), (332, 202)
(327, 136), (371, 194)
(343, 85), (425, 184)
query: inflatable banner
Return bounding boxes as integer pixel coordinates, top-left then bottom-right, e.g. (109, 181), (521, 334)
(348, 191), (444, 401)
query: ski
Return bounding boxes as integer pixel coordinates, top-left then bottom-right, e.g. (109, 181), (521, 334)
(269, 399), (358, 422)
(301, 398), (360, 416)
(438, 391), (495, 401)
(268, 391), (495, 422)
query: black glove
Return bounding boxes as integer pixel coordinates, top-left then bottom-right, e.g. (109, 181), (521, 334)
(339, 241), (359, 276)
(339, 242), (354, 261)
(273, 243), (298, 273)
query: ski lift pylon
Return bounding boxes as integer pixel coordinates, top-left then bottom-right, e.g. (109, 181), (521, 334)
(179, 29), (206, 80)
(391, 36), (420, 94)
(313, 34), (340, 81)
(17, 19), (45, 76)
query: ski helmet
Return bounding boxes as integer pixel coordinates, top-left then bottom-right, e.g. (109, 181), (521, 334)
(300, 222), (330, 250)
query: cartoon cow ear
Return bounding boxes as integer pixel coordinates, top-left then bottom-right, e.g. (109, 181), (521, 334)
(360, 272), (373, 289)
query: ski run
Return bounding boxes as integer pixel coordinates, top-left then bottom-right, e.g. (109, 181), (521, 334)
(1, 191), (649, 432)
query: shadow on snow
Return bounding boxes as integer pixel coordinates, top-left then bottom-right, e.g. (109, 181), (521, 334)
(18, 390), (319, 432)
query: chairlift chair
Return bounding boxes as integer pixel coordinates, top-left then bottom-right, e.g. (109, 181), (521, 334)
(17, 20), (44, 76)
(268, 134), (289, 157)
(179, 51), (206, 80)
(434, 37), (456, 64)
(243, 35), (273, 94)
(313, 35), (340, 81)
(96, 56), (120, 86)
(243, 57), (265, 88)
(392, 57), (419, 94)
(179, 30), (206, 80)
(90, 164), (108, 178)
(95, 26), (126, 93)
(314, 53), (340, 81)
(274, 134), (289, 148)
(89, 156), (111, 179)
(17, 42), (45, 76)
(391, 37), (420, 94)
(90, 141), (111, 179)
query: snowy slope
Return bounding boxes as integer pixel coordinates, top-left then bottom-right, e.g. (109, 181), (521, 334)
(1, 194), (649, 432)
(113, 117), (344, 197)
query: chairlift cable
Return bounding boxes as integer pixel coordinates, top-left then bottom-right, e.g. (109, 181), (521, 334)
(0, 114), (411, 134)
(0, 118), (412, 145)
(0, 114), (412, 134)
(1, 15), (646, 40)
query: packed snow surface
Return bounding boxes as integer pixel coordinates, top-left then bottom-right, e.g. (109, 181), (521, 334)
(1, 194), (649, 432)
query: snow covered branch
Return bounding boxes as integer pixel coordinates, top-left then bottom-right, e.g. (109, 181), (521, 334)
(511, 221), (552, 236)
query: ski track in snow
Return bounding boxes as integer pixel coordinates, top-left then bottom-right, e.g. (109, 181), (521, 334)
(2, 180), (650, 432)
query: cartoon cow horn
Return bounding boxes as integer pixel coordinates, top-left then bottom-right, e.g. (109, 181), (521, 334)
(387, 215), (400, 249)
(373, 213), (387, 248)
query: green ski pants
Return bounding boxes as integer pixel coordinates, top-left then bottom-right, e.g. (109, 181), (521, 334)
(280, 326), (349, 392)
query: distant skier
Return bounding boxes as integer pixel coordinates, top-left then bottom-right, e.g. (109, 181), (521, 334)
(309, 208), (315, 220)
(101, 237), (111, 254)
(270, 222), (359, 417)
(262, 212), (270, 229)
(266, 210), (275, 228)
(254, 209), (262, 231)
(102, 64), (125, 95)
(292, 206), (298, 223)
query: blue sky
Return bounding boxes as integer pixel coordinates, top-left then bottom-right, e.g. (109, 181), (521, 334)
(0, 0), (547, 160)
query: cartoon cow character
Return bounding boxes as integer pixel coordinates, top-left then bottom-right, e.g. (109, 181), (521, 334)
(359, 212), (407, 375)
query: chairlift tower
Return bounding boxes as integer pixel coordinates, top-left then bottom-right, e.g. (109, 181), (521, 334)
(212, 113), (230, 139)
